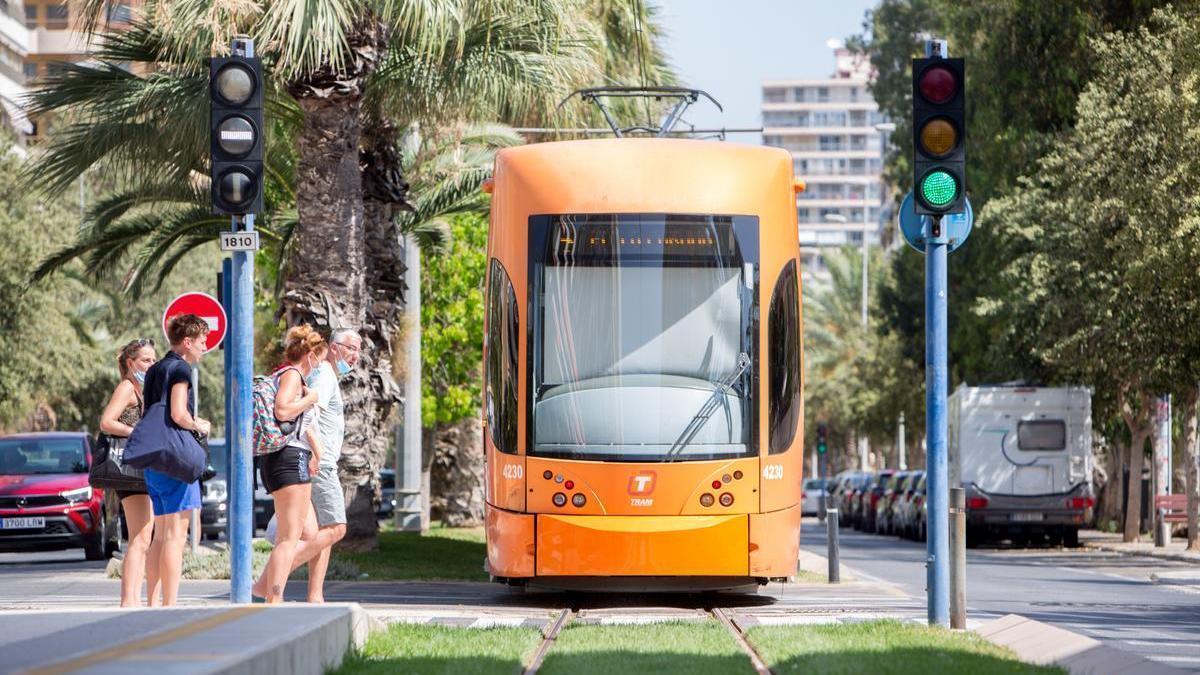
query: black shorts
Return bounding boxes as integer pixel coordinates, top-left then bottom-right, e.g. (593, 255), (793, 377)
(116, 489), (148, 502)
(259, 446), (313, 494)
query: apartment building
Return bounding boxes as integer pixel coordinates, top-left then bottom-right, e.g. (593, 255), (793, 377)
(0, 1), (136, 143)
(762, 45), (890, 279)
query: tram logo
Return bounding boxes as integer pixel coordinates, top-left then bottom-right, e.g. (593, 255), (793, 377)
(628, 471), (657, 495)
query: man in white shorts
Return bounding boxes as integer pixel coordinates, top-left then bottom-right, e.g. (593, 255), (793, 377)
(293, 328), (361, 602)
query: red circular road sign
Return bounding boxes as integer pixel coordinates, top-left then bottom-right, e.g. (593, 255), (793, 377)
(162, 292), (227, 351)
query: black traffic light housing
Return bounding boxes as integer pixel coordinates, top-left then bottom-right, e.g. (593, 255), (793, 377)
(210, 56), (264, 215)
(817, 423), (828, 455)
(911, 57), (966, 216)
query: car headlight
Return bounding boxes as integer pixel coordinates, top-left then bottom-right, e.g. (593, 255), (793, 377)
(204, 479), (228, 503)
(60, 486), (93, 503)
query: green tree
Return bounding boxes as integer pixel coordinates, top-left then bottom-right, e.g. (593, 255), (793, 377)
(981, 7), (1200, 543)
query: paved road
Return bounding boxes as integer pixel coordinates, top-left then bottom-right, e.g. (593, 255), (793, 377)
(803, 518), (1200, 672)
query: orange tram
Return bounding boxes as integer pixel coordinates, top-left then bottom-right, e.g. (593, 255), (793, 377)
(482, 135), (804, 592)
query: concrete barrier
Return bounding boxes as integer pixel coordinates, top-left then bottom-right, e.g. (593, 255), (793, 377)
(7, 603), (378, 675)
(976, 614), (1183, 675)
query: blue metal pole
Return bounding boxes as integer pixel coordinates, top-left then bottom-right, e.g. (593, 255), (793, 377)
(229, 213), (254, 603)
(222, 257), (233, 488)
(925, 233), (950, 627)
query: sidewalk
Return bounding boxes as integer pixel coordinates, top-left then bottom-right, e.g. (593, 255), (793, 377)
(0, 604), (374, 675)
(1080, 529), (1200, 564)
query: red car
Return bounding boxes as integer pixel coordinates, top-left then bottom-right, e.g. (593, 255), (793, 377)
(0, 432), (119, 560)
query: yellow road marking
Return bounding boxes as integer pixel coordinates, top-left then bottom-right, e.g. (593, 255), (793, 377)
(22, 606), (263, 675)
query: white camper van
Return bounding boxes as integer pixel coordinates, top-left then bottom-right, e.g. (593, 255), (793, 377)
(948, 386), (1094, 546)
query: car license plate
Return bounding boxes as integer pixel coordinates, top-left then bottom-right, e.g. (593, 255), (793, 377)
(1, 517), (45, 529)
(1011, 512), (1043, 522)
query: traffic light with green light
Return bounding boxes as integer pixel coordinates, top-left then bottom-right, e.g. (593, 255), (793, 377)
(817, 424), (828, 455)
(912, 57), (965, 216)
(210, 56), (264, 215)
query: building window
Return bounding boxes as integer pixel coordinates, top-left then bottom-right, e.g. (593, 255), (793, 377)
(817, 87), (830, 103)
(46, 3), (69, 29)
(768, 260), (800, 454)
(107, 3), (133, 23)
(763, 87), (786, 104)
(485, 259), (519, 455)
(24, 4), (37, 28)
(23, 62), (38, 79)
(849, 87), (859, 102)
(791, 87), (806, 102)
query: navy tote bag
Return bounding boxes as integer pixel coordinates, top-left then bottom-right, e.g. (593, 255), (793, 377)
(123, 400), (207, 483)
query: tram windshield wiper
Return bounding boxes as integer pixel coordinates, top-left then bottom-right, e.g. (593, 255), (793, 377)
(665, 352), (750, 461)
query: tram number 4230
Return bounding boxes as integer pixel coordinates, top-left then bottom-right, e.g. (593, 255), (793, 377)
(219, 231), (260, 252)
(502, 464), (524, 480)
(762, 464), (784, 480)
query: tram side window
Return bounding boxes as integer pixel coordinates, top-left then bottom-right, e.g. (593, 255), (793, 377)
(486, 260), (519, 454)
(768, 260), (800, 454)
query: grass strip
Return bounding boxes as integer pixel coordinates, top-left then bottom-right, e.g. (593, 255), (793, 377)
(746, 620), (1065, 674)
(110, 526), (488, 582)
(336, 526), (487, 582)
(538, 620), (756, 675)
(337, 623), (542, 675)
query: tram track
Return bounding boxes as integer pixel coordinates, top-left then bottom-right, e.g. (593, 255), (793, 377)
(523, 607), (576, 675)
(710, 606), (772, 675)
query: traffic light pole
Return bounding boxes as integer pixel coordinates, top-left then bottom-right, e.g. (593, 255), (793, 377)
(227, 37), (256, 604)
(925, 219), (950, 627)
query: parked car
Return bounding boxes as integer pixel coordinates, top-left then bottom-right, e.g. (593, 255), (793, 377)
(254, 479), (274, 534)
(834, 471), (870, 527)
(891, 471), (926, 539)
(801, 478), (830, 516)
(200, 438), (227, 540)
(875, 471), (915, 536)
(857, 470), (897, 533)
(378, 468), (396, 520)
(0, 432), (119, 560)
(950, 385), (1094, 547)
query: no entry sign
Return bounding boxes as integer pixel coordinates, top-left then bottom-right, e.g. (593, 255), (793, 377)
(163, 291), (227, 351)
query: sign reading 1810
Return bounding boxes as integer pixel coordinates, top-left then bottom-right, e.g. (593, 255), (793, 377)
(219, 231), (260, 252)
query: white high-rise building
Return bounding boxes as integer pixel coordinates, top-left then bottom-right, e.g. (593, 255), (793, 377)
(762, 44), (890, 280)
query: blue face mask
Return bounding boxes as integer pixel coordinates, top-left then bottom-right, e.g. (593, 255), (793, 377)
(305, 370), (320, 387)
(335, 360), (352, 377)
(134, 371), (146, 385)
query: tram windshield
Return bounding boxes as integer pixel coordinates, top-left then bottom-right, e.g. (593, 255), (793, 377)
(528, 214), (758, 462)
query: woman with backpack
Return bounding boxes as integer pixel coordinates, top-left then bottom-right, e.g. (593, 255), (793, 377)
(98, 338), (157, 606)
(255, 325), (326, 603)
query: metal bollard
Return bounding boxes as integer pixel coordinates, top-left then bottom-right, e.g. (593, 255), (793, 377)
(818, 493), (827, 523)
(1155, 508), (1168, 547)
(826, 508), (840, 584)
(949, 487), (966, 629)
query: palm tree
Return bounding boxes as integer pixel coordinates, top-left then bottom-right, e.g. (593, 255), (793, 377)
(25, 0), (638, 547)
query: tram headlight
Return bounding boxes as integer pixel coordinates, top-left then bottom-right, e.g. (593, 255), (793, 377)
(699, 493), (715, 507)
(552, 492), (567, 507)
(719, 493), (734, 507)
(571, 493), (586, 508)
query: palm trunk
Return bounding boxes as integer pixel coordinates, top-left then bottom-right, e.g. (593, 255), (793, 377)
(1185, 386), (1199, 551)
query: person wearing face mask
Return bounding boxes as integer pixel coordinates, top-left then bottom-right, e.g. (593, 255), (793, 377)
(255, 328), (361, 602)
(256, 325), (326, 603)
(98, 338), (158, 607)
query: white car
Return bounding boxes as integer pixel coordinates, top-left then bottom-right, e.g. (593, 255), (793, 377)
(801, 478), (830, 516)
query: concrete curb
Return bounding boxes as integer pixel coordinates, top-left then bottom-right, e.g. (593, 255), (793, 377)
(976, 614), (1184, 675)
(1081, 540), (1200, 565)
(11, 603), (378, 675)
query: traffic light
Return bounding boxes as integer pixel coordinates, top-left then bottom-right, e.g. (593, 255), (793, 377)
(210, 56), (263, 215)
(911, 56), (965, 215)
(817, 424), (828, 455)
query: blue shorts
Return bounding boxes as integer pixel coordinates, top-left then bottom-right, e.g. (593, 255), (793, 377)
(144, 468), (201, 516)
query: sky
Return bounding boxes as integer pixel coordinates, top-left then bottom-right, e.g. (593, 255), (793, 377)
(653, 0), (878, 137)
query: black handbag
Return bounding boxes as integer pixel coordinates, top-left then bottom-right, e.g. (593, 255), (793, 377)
(88, 432), (147, 492)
